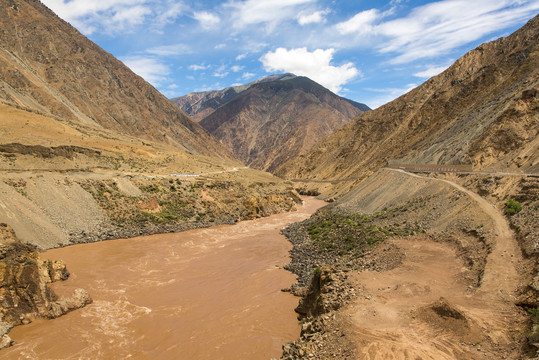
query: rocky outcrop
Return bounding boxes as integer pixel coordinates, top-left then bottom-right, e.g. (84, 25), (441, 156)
(0, 223), (91, 349)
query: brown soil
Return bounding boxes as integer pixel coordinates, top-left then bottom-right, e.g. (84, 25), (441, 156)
(281, 169), (533, 359)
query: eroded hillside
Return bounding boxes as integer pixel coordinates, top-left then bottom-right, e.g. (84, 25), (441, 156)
(171, 74), (298, 122)
(277, 15), (538, 198)
(0, 0), (230, 158)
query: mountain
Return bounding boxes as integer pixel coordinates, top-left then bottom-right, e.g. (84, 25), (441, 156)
(0, 0), (230, 158)
(276, 14), (538, 195)
(0, 0), (304, 250)
(171, 74), (298, 122)
(197, 76), (369, 172)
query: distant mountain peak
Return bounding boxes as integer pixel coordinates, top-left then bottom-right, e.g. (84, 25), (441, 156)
(188, 75), (370, 172)
(171, 74), (369, 122)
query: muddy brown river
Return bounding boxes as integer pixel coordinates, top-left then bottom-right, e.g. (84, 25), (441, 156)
(2, 198), (326, 360)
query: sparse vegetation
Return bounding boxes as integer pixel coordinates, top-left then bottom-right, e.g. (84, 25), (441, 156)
(305, 208), (420, 256)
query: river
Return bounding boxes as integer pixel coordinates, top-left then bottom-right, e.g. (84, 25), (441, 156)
(1, 197), (325, 360)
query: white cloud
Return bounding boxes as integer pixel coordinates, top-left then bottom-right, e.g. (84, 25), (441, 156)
(413, 64), (450, 78)
(155, 2), (184, 26)
(214, 43), (226, 49)
(236, 53), (248, 60)
(297, 9), (329, 25)
(213, 65), (229, 78)
(335, 9), (380, 35)
(41, 0), (184, 35)
(242, 72), (255, 80)
(227, 0), (316, 30)
(260, 47), (360, 93)
(188, 64), (209, 71)
(146, 43), (191, 56)
(334, 0), (539, 64)
(120, 56), (170, 85)
(193, 11), (220, 30)
(231, 65), (244, 72)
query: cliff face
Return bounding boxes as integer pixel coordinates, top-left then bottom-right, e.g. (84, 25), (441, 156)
(0, 0), (231, 158)
(199, 77), (368, 172)
(0, 224), (91, 349)
(276, 15), (538, 194)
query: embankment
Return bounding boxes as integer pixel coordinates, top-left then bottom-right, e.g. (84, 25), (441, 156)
(0, 171), (301, 250)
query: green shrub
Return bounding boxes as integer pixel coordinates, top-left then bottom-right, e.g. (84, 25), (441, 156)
(505, 199), (522, 215)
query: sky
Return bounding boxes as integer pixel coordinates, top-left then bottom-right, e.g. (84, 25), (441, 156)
(41, 0), (539, 109)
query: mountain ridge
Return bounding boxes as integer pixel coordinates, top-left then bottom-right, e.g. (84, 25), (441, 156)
(198, 76), (369, 172)
(171, 74), (369, 122)
(0, 0), (231, 159)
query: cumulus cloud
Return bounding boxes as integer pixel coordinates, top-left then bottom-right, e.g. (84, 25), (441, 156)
(193, 11), (220, 30)
(297, 9), (329, 25)
(227, 0), (316, 30)
(120, 56), (170, 85)
(260, 47), (360, 93)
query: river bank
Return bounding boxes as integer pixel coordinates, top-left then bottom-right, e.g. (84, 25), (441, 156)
(278, 169), (535, 359)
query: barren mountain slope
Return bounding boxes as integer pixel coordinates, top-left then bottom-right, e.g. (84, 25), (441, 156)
(199, 77), (368, 172)
(0, 0), (230, 158)
(171, 74), (299, 122)
(276, 15), (538, 195)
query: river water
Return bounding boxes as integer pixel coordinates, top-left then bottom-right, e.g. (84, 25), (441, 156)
(2, 198), (326, 360)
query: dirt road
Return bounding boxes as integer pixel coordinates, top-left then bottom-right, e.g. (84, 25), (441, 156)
(342, 169), (528, 359)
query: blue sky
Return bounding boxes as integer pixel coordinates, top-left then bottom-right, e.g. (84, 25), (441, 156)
(42, 0), (539, 108)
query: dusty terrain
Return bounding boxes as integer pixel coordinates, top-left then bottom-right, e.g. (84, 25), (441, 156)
(0, 100), (306, 250)
(280, 169), (536, 359)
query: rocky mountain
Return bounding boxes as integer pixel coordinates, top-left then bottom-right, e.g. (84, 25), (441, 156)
(276, 14), (538, 196)
(197, 76), (370, 172)
(171, 74), (299, 122)
(277, 16), (539, 359)
(0, 0), (230, 158)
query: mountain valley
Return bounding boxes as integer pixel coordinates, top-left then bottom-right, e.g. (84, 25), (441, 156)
(0, 1), (537, 359)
